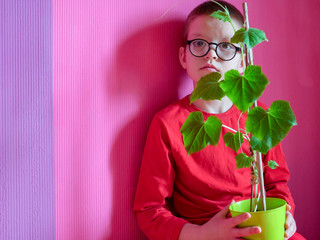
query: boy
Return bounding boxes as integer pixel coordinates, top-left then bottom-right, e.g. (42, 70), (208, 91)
(134, 1), (304, 239)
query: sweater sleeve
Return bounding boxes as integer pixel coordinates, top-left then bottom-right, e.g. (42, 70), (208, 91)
(133, 115), (188, 240)
(263, 143), (295, 214)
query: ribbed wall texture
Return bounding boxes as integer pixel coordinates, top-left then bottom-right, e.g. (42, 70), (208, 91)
(0, 0), (54, 240)
(53, 0), (319, 239)
(1, 0), (318, 239)
(53, 0), (193, 239)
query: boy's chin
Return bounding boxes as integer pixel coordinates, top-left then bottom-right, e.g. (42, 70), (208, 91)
(198, 71), (221, 80)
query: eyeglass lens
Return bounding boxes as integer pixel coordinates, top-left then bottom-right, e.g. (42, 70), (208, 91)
(188, 39), (237, 61)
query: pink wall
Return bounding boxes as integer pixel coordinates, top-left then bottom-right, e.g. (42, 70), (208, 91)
(54, 0), (319, 239)
(1, 1), (55, 239)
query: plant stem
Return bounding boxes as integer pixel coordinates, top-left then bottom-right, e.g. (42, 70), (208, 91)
(241, 44), (246, 73)
(229, 18), (237, 33)
(250, 182), (254, 212)
(210, 0), (237, 32)
(254, 182), (258, 211)
(222, 124), (250, 141)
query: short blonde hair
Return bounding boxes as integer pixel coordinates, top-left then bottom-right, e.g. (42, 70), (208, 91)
(183, 1), (244, 43)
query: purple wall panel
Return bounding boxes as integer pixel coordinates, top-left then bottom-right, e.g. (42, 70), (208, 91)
(0, 0), (317, 239)
(0, 0), (54, 240)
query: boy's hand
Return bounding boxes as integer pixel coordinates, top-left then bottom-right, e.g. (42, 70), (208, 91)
(199, 201), (261, 240)
(284, 205), (297, 239)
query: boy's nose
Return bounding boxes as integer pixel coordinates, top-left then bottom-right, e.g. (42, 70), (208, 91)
(205, 47), (218, 60)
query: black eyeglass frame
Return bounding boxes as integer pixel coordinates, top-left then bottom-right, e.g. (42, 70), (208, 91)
(186, 39), (241, 61)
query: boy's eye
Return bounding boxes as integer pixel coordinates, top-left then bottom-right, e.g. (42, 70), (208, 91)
(219, 43), (232, 50)
(192, 40), (206, 47)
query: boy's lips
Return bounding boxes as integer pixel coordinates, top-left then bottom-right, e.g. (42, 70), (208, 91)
(200, 64), (218, 72)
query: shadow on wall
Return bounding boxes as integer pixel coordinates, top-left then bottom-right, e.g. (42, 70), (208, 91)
(107, 19), (186, 239)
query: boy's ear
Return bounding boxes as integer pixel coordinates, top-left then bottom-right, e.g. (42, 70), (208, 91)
(179, 46), (187, 69)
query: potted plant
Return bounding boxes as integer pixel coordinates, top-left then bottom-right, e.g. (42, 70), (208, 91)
(180, 1), (297, 239)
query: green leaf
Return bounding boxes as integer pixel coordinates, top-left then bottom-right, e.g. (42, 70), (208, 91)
(246, 100), (297, 153)
(235, 153), (253, 169)
(190, 72), (224, 103)
(249, 136), (270, 154)
(204, 116), (223, 145)
(231, 27), (268, 50)
(210, 9), (231, 23)
(180, 111), (222, 154)
(219, 65), (269, 112)
(268, 160), (278, 169)
(223, 131), (244, 152)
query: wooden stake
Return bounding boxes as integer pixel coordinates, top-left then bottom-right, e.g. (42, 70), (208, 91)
(242, 2), (267, 212)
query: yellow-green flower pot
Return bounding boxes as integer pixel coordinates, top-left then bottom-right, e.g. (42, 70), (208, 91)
(229, 197), (287, 240)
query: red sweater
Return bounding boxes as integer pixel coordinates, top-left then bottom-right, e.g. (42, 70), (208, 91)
(134, 95), (296, 240)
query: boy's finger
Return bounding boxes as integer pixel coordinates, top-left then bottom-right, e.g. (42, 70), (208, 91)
(216, 200), (235, 218)
(232, 226), (261, 237)
(285, 211), (293, 228)
(286, 204), (291, 211)
(284, 212), (296, 238)
(227, 212), (251, 227)
(285, 226), (296, 239)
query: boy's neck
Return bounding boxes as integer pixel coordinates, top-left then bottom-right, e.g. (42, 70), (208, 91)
(190, 96), (233, 114)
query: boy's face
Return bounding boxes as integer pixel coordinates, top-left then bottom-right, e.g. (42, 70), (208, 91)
(179, 15), (243, 87)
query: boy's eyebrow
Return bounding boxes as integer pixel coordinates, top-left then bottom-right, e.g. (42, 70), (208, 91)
(188, 33), (211, 40)
(188, 33), (205, 38)
(188, 33), (233, 43)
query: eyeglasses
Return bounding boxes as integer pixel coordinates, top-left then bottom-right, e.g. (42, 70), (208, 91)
(186, 39), (241, 61)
